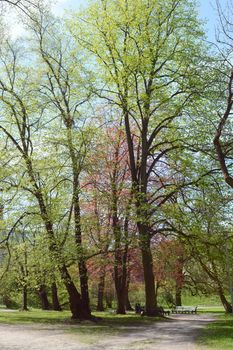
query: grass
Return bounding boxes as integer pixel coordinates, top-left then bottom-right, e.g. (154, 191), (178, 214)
(197, 306), (225, 313)
(199, 314), (233, 350)
(0, 308), (162, 324)
(181, 293), (220, 307)
(0, 309), (71, 324)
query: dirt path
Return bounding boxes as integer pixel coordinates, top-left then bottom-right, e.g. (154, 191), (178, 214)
(0, 314), (215, 350)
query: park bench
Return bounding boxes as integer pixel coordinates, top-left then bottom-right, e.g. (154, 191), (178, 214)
(171, 306), (197, 314)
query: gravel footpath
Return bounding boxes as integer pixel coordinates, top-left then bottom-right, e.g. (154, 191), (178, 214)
(0, 313), (215, 350)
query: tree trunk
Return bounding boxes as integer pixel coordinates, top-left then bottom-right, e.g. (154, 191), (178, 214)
(22, 285), (28, 311)
(51, 282), (62, 311)
(97, 272), (105, 311)
(124, 105), (158, 317)
(60, 264), (92, 319)
(138, 223), (158, 316)
(112, 178), (129, 315)
(155, 281), (160, 305)
(217, 285), (232, 313)
(114, 249), (128, 314)
(125, 286), (133, 311)
(198, 255), (232, 314)
(38, 285), (50, 310)
(66, 125), (91, 317)
(125, 295), (133, 311)
(175, 284), (182, 306)
(78, 260), (90, 314)
(116, 288), (126, 314)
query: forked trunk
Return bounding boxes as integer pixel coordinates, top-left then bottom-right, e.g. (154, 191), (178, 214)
(60, 265), (91, 319)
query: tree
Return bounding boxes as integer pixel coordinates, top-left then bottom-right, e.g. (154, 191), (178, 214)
(69, 0), (208, 316)
(153, 240), (186, 307)
(213, 2), (233, 189)
(83, 123), (135, 314)
(164, 176), (233, 313)
(0, 33), (95, 319)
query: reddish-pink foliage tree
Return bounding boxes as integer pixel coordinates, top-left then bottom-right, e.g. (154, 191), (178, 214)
(81, 123), (136, 313)
(153, 240), (186, 306)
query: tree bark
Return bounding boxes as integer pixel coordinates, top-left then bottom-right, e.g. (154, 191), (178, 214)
(125, 294), (133, 311)
(125, 280), (133, 311)
(22, 285), (28, 311)
(38, 285), (50, 310)
(114, 244), (128, 314)
(138, 223), (158, 316)
(66, 126), (91, 317)
(51, 282), (62, 311)
(175, 284), (182, 306)
(97, 272), (105, 311)
(217, 285), (232, 313)
(124, 107), (158, 316)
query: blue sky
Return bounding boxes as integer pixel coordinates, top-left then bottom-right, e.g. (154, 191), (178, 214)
(199, 0), (228, 41)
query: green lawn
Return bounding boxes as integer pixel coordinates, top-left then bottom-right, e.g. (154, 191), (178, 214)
(197, 306), (225, 313)
(0, 309), (162, 324)
(0, 309), (71, 324)
(199, 314), (233, 350)
(181, 294), (221, 307)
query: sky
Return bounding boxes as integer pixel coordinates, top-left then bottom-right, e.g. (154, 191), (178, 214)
(5, 0), (230, 41)
(199, 0), (228, 41)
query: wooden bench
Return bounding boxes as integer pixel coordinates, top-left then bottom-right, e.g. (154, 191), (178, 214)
(171, 306), (197, 314)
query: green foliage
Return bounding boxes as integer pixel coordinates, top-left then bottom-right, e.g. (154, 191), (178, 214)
(0, 0), (231, 323)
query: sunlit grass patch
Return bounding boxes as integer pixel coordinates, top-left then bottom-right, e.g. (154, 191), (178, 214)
(0, 309), (71, 324)
(199, 314), (233, 350)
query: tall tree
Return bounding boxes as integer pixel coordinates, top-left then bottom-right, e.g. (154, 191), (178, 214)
(69, 0), (207, 315)
(0, 35), (93, 319)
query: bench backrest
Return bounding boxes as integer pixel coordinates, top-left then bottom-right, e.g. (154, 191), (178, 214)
(172, 306), (197, 311)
